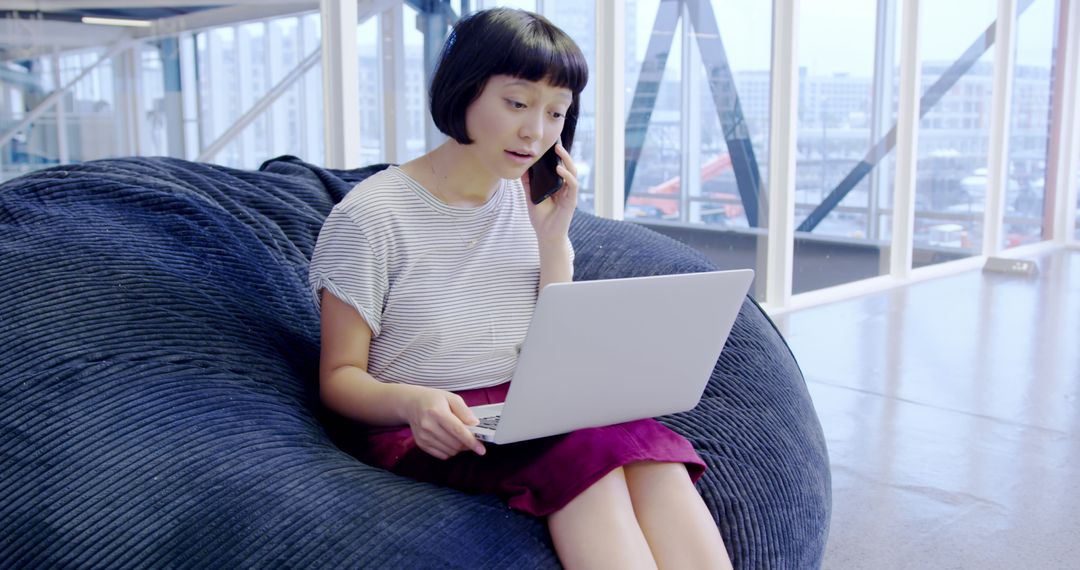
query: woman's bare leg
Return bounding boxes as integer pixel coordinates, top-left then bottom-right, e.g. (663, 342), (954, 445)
(624, 461), (733, 569)
(548, 467), (657, 570)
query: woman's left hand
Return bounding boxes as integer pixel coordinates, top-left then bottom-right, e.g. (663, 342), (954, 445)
(524, 142), (578, 244)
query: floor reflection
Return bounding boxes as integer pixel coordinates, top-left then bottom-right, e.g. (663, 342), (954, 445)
(775, 249), (1079, 568)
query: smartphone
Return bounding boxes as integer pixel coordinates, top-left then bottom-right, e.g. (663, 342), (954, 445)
(528, 145), (564, 204)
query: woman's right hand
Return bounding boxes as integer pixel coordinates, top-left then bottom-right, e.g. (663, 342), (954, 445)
(404, 386), (487, 460)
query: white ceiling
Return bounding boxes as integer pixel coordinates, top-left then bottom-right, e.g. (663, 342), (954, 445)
(0, 1), (318, 61)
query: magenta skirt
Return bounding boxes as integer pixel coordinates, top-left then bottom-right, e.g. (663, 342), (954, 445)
(353, 382), (706, 516)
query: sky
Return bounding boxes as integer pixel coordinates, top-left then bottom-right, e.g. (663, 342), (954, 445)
(389, 0), (1058, 76)
(634, 0), (1057, 75)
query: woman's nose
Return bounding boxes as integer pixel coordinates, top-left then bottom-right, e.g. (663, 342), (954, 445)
(519, 111), (543, 140)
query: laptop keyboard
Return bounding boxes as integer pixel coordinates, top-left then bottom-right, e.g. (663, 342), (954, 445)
(476, 415), (501, 430)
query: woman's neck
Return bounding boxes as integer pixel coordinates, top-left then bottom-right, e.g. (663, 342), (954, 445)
(416, 142), (502, 208)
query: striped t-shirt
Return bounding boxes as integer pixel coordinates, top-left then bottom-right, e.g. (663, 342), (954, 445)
(309, 165), (570, 391)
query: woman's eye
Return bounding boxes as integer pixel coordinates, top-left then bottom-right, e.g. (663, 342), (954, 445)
(551, 111), (565, 119)
(507, 99), (526, 109)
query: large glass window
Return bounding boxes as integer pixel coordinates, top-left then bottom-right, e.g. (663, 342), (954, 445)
(356, 14), (381, 165)
(236, 22), (271, 167)
(268, 16), (304, 160)
(483, 0), (536, 11)
(197, 26), (242, 166)
(1004, 0), (1057, 248)
(624, 0), (772, 295)
(793, 0), (894, 292)
(401, 2), (429, 163)
(141, 42), (169, 157)
(625, 0), (683, 220)
(301, 12), (324, 165)
(695, 0), (772, 233)
(0, 62), (31, 181)
(913, 0), (996, 266)
(43, 48), (122, 166)
(626, 0), (772, 226)
(544, 0), (597, 214)
(194, 12), (326, 169)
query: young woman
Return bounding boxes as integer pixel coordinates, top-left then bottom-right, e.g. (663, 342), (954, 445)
(309, 8), (733, 569)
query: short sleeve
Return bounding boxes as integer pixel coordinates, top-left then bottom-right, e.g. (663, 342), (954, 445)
(308, 207), (387, 336)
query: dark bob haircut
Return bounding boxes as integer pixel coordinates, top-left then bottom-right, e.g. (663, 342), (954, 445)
(428, 8), (589, 152)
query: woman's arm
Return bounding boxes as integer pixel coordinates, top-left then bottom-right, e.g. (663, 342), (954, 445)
(319, 290), (485, 459)
(527, 142), (578, 291)
(537, 238), (573, 291)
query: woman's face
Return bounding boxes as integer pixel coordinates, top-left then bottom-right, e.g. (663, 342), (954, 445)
(463, 74), (573, 180)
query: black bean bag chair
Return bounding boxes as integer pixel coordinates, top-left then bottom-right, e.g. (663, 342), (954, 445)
(0, 156), (830, 568)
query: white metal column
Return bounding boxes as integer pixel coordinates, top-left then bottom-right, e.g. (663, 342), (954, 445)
(889, 0), (921, 278)
(594, 0), (625, 220)
(134, 47), (150, 157)
(297, 16), (311, 160)
(1068, 0), (1080, 244)
(380, 3), (407, 163)
(1052, 0), (1080, 243)
(982, 0), (1017, 256)
(236, 24), (253, 164)
(261, 21), (274, 161)
(763, 0), (800, 308)
(180, 33), (199, 160)
(51, 49), (69, 165)
(681, 1), (702, 224)
(869, 0), (897, 243)
(321, 0), (361, 169)
(114, 45), (146, 157)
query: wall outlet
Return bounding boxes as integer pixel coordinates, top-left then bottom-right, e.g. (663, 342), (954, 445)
(982, 256), (1039, 276)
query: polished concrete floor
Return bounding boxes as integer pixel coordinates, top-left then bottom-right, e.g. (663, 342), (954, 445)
(773, 248), (1080, 569)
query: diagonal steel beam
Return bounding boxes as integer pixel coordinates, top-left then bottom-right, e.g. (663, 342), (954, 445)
(0, 40), (134, 149)
(624, 0), (764, 227)
(686, 0), (764, 227)
(624, 0), (681, 202)
(197, 45), (321, 162)
(797, 0), (1037, 233)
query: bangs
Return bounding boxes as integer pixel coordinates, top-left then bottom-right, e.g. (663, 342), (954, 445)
(495, 24), (588, 94)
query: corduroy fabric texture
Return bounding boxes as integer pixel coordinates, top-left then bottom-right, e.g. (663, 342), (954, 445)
(0, 155), (830, 568)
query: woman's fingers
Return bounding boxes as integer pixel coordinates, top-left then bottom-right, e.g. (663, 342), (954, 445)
(448, 394), (478, 425)
(438, 409), (485, 455)
(444, 394), (485, 454)
(412, 394), (485, 459)
(553, 142), (577, 178)
(417, 438), (451, 460)
(419, 430), (472, 460)
(551, 144), (578, 207)
(418, 422), (467, 458)
(423, 432), (459, 457)
(556, 164), (578, 192)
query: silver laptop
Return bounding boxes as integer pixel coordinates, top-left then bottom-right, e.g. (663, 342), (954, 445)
(468, 269), (754, 444)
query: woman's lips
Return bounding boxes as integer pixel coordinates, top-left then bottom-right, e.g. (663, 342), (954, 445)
(504, 150), (534, 165)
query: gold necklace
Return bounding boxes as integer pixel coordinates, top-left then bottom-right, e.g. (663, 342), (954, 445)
(425, 153), (494, 250)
